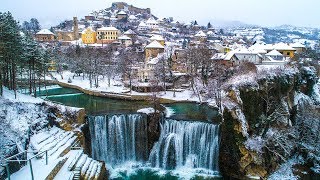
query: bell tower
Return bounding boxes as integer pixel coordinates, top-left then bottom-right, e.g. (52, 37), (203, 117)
(73, 17), (79, 40)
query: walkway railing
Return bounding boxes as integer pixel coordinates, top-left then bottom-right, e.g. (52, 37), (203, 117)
(0, 150), (48, 180)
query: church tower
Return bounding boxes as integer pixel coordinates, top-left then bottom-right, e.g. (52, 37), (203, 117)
(73, 17), (79, 40)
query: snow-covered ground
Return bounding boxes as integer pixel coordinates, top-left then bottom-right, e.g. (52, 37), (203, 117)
(9, 126), (103, 180)
(48, 71), (202, 103)
(0, 87), (87, 179)
(0, 87), (48, 177)
(0, 88), (47, 154)
(3, 86), (44, 104)
(268, 156), (305, 180)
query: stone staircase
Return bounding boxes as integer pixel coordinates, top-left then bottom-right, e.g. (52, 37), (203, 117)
(30, 127), (77, 159)
(9, 127), (104, 180)
(66, 152), (103, 180)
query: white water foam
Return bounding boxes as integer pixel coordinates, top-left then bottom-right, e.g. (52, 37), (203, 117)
(163, 106), (175, 118)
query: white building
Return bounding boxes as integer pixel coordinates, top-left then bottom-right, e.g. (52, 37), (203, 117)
(146, 18), (159, 30)
(138, 21), (148, 31)
(118, 35), (132, 47)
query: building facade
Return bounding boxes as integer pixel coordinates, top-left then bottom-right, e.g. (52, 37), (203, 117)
(96, 27), (119, 44)
(81, 27), (97, 44)
(35, 29), (55, 42)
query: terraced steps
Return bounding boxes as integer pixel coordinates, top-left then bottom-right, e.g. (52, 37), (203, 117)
(10, 126), (104, 180)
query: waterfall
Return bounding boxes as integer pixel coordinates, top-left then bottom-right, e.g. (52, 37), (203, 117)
(89, 114), (220, 177)
(88, 114), (149, 166)
(149, 119), (219, 172)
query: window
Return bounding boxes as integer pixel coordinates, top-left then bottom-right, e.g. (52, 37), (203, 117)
(287, 52), (290, 56)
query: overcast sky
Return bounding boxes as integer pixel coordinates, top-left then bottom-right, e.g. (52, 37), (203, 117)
(1, 0), (319, 28)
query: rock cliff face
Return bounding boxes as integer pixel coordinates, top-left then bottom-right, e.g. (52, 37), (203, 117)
(219, 66), (320, 179)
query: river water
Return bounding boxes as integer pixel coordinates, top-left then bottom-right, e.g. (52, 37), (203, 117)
(39, 85), (222, 179)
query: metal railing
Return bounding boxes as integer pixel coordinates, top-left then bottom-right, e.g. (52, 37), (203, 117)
(70, 140), (83, 150)
(0, 150), (48, 180)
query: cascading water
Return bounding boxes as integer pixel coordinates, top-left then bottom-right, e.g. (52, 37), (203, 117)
(88, 114), (149, 166)
(89, 114), (220, 178)
(149, 119), (220, 173)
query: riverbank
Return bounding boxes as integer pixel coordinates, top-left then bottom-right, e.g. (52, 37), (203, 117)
(47, 71), (214, 105)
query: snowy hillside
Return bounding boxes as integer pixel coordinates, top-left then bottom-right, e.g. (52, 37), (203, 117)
(0, 88), (48, 175)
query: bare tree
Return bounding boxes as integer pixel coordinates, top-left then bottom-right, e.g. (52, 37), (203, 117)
(184, 45), (213, 101)
(117, 47), (143, 91)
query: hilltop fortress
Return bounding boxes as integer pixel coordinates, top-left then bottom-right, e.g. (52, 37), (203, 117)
(108, 2), (151, 15)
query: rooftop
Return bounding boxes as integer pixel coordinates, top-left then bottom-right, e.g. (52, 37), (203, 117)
(97, 26), (118, 31)
(266, 49), (283, 56)
(81, 27), (94, 34)
(146, 40), (164, 49)
(146, 18), (158, 24)
(150, 35), (164, 41)
(118, 35), (131, 40)
(36, 29), (54, 35)
(124, 29), (136, 35)
(117, 10), (127, 15)
(195, 31), (207, 37)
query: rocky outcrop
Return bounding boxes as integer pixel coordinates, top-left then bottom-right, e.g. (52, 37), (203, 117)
(219, 66), (319, 179)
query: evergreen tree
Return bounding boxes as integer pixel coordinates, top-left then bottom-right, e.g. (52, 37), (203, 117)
(194, 20), (198, 26)
(30, 18), (41, 34)
(22, 21), (31, 33)
(207, 22), (212, 29)
(0, 12), (23, 97)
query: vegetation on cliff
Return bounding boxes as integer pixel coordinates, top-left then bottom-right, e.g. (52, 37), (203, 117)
(220, 63), (320, 179)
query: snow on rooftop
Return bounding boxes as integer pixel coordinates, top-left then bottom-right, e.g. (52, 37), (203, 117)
(150, 35), (164, 41)
(146, 18), (158, 24)
(225, 51), (236, 61)
(118, 35), (131, 40)
(117, 10), (127, 15)
(234, 48), (258, 54)
(124, 29), (136, 35)
(81, 27), (94, 34)
(211, 53), (227, 60)
(128, 15), (137, 20)
(138, 21), (147, 27)
(36, 29), (54, 35)
(195, 30), (207, 37)
(146, 40), (164, 49)
(207, 31), (214, 35)
(290, 42), (305, 48)
(266, 49), (283, 56)
(97, 26), (118, 31)
(273, 42), (296, 51)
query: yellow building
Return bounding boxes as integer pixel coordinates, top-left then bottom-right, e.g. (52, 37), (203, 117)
(81, 27), (96, 44)
(48, 60), (57, 72)
(96, 26), (119, 44)
(265, 43), (296, 58)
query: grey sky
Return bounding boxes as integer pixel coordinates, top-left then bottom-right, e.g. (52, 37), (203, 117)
(1, 0), (319, 28)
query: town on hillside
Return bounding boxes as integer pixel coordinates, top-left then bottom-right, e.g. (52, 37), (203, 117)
(0, 1), (320, 180)
(24, 2), (319, 93)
